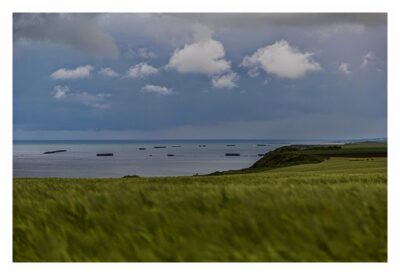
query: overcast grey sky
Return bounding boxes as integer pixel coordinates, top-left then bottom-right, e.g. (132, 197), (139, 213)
(13, 13), (387, 139)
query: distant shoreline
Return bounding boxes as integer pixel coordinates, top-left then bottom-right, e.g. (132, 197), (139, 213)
(13, 137), (387, 145)
(13, 141), (387, 179)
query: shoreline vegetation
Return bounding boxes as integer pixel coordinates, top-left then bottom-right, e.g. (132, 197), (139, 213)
(208, 141), (387, 176)
(13, 141), (387, 262)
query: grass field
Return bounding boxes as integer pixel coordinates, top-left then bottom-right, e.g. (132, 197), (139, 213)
(13, 155), (387, 262)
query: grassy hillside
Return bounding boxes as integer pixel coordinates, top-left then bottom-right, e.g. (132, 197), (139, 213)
(13, 156), (387, 262)
(210, 142), (387, 175)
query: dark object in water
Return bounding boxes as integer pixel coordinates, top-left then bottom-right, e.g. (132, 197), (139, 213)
(149, 154), (153, 157)
(226, 144), (236, 147)
(172, 145), (181, 147)
(167, 154), (175, 157)
(138, 148), (146, 150)
(257, 144), (267, 147)
(154, 146), (166, 149)
(96, 153), (114, 157)
(225, 153), (240, 156)
(43, 150), (67, 154)
(123, 175), (140, 178)
(258, 153), (265, 156)
(199, 145), (206, 147)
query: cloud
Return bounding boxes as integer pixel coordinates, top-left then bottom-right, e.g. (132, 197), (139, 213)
(241, 40), (321, 79)
(51, 65), (94, 80)
(338, 63), (351, 75)
(125, 47), (157, 59)
(98, 67), (119, 77)
(212, 72), (239, 89)
(141, 85), (173, 95)
(166, 25), (231, 75)
(53, 85), (70, 99)
(247, 68), (260, 78)
(137, 48), (156, 59)
(192, 24), (214, 42)
(14, 112), (387, 140)
(309, 24), (366, 41)
(165, 13), (386, 28)
(102, 14), (193, 47)
(52, 85), (111, 109)
(13, 13), (118, 58)
(14, 13), (385, 60)
(73, 92), (111, 109)
(166, 24), (239, 90)
(137, 47), (156, 59)
(126, 62), (159, 78)
(99, 14), (385, 52)
(361, 51), (375, 68)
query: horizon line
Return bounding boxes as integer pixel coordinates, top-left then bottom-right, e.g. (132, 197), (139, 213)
(13, 137), (388, 141)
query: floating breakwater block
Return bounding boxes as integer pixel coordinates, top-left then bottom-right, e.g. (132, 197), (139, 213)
(225, 153), (240, 156)
(96, 153), (114, 156)
(43, 150), (67, 154)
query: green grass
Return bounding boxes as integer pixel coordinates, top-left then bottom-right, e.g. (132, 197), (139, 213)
(343, 142), (388, 149)
(13, 157), (387, 262)
(209, 142), (387, 175)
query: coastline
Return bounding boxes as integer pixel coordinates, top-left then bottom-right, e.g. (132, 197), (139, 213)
(13, 139), (387, 179)
(13, 155), (387, 262)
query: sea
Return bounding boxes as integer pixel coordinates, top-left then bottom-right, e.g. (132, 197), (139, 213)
(13, 139), (342, 178)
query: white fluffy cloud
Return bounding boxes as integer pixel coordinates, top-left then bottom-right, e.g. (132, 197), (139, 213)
(338, 63), (351, 75)
(361, 51), (375, 68)
(52, 85), (110, 109)
(212, 72), (239, 89)
(167, 40), (230, 75)
(51, 65), (94, 80)
(241, 40), (321, 79)
(141, 85), (173, 95)
(126, 62), (159, 78)
(166, 24), (238, 90)
(98, 67), (119, 77)
(167, 25), (231, 75)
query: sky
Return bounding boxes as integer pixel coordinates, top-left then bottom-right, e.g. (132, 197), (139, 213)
(13, 13), (387, 140)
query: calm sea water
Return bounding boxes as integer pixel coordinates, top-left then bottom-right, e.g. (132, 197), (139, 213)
(13, 139), (330, 178)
